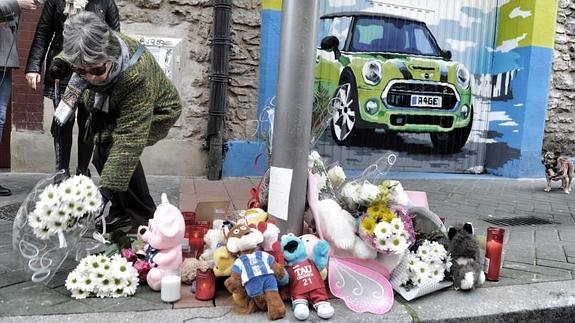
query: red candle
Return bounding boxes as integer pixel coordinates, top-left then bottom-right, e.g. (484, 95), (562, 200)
(188, 227), (206, 258)
(485, 227), (505, 281)
(195, 268), (216, 300)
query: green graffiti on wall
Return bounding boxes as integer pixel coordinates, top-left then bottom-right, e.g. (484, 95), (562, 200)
(497, 0), (558, 49)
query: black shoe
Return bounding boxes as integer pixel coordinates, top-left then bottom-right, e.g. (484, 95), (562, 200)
(53, 169), (71, 185)
(76, 168), (91, 178)
(0, 185), (11, 196)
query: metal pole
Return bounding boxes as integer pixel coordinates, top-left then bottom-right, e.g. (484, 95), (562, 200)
(207, 0), (232, 180)
(270, 0), (319, 235)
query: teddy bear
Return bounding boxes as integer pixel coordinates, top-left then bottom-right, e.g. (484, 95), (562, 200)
(200, 219), (234, 268)
(300, 234), (327, 280)
(223, 221), (286, 320)
(280, 233), (334, 321)
(138, 193), (185, 291)
(238, 208), (269, 225)
(181, 257), (211, 285)
(448, 222), (485, 290)
(213, 246), (235, 277)
(315, 198), (377, 259)
(252, 221), (283, 265)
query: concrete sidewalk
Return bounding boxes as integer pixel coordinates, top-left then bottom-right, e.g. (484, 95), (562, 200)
(1, 172), (575, 322)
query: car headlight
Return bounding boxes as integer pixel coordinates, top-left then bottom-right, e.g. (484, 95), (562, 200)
(362, 61), (382, 85)
(457, 64), (470, 89)
(365, 100), (378, 115)
(460, 105), (470, 118)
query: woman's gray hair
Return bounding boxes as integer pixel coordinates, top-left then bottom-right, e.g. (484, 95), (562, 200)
(62, 12), (121, 66)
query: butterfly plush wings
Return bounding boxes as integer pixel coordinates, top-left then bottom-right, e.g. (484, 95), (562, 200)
(307, 160), (396, 315)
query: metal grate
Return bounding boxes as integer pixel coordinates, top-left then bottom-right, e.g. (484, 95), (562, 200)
(483, 216), (556, 226)
(0, 203), (21, 221)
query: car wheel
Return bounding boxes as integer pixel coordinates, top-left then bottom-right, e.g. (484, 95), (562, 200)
(331, 75), (360, 146)
(430, 107), (473, 154)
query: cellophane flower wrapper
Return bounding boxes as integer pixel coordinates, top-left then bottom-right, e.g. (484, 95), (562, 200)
(308, 151), (338, 200)
(335, 152), (398, 213)
(390, 209), (451, 301)
(256, 96), (275, 158)
(390, 251), (452, 301)
(310, 84), (335, 148)
(12, 171), (104, 285)
(325, 161), (346, 192)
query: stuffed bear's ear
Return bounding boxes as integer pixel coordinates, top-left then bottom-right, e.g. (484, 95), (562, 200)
(448, 227), (456, 240)
(463, 222), (474, 235)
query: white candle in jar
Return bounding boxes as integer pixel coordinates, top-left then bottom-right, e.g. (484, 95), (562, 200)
(161, 274), (181, 302)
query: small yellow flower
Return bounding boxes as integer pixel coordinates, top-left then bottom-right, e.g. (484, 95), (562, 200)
(380, 206), (396, 223)
(361, 216), (376, 235)
(367, 202), (383, 219)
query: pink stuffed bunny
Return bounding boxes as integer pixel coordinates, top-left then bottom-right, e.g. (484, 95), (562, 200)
(138, 193), (185, 291)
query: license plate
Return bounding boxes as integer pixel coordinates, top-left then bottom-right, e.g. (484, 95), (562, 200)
(410, 95), (442, 108)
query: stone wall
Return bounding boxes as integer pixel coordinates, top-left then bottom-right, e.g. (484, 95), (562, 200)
(118, 0), (261, 142)
(544, 0), (575, 154)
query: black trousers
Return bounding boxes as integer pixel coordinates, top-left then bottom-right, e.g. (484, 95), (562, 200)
(92, 141), (156, 228)
(51, 100), (94, 176)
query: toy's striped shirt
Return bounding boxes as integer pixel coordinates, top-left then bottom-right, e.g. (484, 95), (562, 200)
(232, 251), (275, 285)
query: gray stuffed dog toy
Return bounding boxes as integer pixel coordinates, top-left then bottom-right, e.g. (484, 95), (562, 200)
(448, 223), (485, 290)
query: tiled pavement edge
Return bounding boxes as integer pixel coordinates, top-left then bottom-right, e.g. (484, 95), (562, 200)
(1, 173), (575, 321)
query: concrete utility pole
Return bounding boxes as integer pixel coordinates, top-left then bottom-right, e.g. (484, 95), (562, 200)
(270, 0), (319, 235)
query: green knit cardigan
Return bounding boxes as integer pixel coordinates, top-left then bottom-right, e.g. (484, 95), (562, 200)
(83, 33), (182, 191)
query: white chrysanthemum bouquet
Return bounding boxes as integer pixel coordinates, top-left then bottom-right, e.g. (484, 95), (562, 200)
(66, 254), (139, 299)
(401, 240), (452, 290)
(27, 175), (102, 244)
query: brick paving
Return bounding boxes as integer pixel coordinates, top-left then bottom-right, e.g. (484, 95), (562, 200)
(1, 173), (575, 319)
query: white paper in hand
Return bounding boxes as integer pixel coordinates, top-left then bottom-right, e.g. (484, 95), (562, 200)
(54, 101), (75, 125)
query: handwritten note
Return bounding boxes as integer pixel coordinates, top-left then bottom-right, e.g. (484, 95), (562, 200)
(267, 166), (293, 221)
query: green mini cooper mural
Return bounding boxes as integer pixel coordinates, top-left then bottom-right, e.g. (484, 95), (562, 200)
(315, 12), (473, 153)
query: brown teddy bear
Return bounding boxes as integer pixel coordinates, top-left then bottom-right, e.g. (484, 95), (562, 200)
(223, 221), (286, 320)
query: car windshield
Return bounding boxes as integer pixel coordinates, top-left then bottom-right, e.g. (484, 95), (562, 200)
(349, 16), (441, 56)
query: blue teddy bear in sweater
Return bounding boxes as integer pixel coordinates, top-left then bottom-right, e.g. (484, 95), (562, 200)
(280, 234), (334, 320)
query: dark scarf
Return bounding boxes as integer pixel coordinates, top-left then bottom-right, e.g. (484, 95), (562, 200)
(91, 35), (130, 113)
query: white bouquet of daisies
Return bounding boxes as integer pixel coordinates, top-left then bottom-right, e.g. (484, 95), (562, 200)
(391, 240), (453, 301)
(66, 254), (139, 299)
(13, 172), (104, 285)
(27, 175), (102, 245)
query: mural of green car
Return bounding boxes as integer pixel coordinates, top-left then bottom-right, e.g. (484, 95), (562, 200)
(315, 12), (473, 153)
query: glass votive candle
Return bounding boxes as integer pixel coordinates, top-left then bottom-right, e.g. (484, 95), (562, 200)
(485, 227), (505, 281)
(195, 268), (216, 301)
(161, 270), (182, 303)
(188, 226), (207, 258)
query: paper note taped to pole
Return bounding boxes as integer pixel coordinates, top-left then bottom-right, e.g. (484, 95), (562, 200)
(267, 166), (293, 221)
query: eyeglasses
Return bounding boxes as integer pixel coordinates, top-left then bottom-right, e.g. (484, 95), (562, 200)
(72, 63), (109, 76)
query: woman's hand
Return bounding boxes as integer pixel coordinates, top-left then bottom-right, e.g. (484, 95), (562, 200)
(25, 73), (41, 90)
(48, 58), (72, 80)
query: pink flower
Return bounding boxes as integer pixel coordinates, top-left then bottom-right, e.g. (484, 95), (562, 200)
(121, 248), (137, 263)
(134, 259), (151, 283)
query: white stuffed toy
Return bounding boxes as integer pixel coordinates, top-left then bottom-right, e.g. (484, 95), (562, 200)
(315, 199), (376, 259)
(199, 219), (232, 267)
